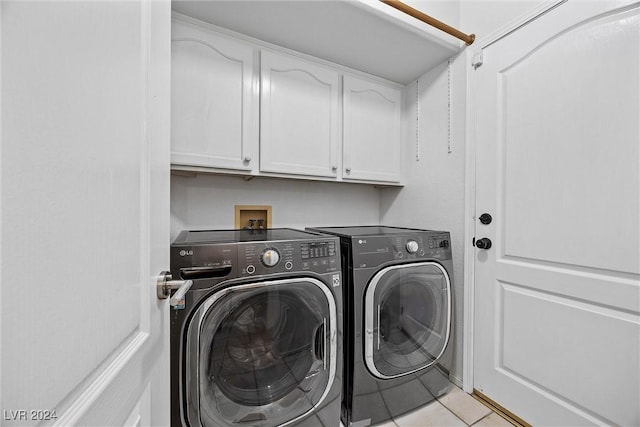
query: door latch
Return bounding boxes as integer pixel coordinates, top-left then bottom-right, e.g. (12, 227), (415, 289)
(479, 213), (492, 225)
(157, 271), (193, 310)
(472, 50), (484, 69)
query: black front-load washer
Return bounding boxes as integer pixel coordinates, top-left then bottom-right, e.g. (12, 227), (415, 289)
(307, 226), (454, 427)
(169, 228), (343, 427)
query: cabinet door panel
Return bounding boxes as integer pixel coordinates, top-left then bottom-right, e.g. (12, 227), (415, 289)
(343, 76), (401, 183)
(171, 20), (257, 171)
(261, 50), (340, 178)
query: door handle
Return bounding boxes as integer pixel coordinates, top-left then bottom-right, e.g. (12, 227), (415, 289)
(179, 265), (231, 280)
(475, 238), (492, 250)
(376, 304), (381, 350)
(157, 271), (193, 310)
(313, 318), (327, 370)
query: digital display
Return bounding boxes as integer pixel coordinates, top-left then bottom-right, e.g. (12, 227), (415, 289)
(428, 238), (450, 249)
(301, 241), (336, 259)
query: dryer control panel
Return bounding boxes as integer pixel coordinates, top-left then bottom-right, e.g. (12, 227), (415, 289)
(351, 232), (452, 268)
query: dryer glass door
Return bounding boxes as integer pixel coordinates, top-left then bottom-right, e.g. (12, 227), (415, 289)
(364, 262), (451, 379)
(185, 278), (337, 427)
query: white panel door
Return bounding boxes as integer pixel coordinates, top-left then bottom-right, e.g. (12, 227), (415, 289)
(171, 18), (257, 173)
(260, 50), (340, 178)
(472, 2), (640, 425)
(343, 75), (401, 183)
(1, 1), (171, 426)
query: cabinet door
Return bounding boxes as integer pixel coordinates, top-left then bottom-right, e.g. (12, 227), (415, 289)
(171, 20), (257, 172)
(261, 50), (340, 178)
(343, 75), (401, 183)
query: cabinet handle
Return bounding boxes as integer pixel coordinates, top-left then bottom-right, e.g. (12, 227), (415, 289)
(243, 155), (252, 163)
(332, 166), (337, 173)
(345, 168), (351, 174)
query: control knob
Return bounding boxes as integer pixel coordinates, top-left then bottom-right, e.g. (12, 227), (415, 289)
(261, 248), (280, 267)
(405, 240), (419, 254)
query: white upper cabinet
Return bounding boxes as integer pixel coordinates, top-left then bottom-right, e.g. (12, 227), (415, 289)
(170, 15), (405, 185)
(343, 75), (402, 183)
(171, 19), (258, 172)
(260, 50), (341, 178)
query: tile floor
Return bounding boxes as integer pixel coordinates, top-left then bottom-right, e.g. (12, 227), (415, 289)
(371, 385), (515, 427)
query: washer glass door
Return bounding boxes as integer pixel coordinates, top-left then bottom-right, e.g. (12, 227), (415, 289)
(364, 262), (451, 379)
(186, 278), (336, 427)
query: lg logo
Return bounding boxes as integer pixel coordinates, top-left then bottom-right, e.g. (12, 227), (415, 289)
(179, 250), (193, 257)
(358, 239), (367, 244)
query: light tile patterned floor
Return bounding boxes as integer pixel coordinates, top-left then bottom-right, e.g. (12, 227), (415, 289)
(371, 384), (516, 427)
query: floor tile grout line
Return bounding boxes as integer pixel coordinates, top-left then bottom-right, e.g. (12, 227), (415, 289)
(435, 386), (494, 426)
(390, 400), (467, 427)
(440, 400), (469, 426)
(378, 383), (516, 427)
(468, 411), (494, 427)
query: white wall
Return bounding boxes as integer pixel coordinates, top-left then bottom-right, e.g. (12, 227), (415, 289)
(171, 174), (381, 240)
(405, 0), (461, 28)
(460, 1), (544, 42)
(380, 57), (467, 384)
(379, 0), (548, 386)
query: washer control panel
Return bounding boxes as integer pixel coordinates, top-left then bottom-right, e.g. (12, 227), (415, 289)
(239, 238), (339, 276)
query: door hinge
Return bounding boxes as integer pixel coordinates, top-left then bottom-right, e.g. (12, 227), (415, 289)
(472, 50), (484, 69)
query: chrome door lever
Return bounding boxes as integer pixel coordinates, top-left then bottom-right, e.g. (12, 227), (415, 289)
(157, 271), (193, 310)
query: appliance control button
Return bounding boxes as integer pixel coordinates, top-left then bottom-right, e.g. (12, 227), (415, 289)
(406, 240), (419, 253)
(246, 265), (256, 274)
(284, 261), (293, 270)
(261, 248), (280, 267)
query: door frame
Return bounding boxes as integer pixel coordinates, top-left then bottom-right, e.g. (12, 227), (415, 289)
(461, 0), (568, 393)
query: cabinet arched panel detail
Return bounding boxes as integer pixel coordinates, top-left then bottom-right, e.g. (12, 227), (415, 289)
(261, 50), (340, 178)
(343, 75), (401, 183)
(173, 38), (246, 64)
(171, 20), (258, 172)
(269, 67), (336, 88)
(351, 88), (398, 105)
